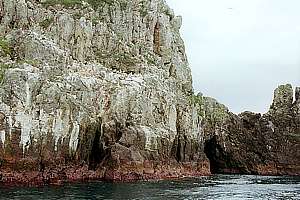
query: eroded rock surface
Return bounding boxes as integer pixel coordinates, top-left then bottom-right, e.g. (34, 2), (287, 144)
(0, 0), (209, 185)
(194, 84), (300, 176)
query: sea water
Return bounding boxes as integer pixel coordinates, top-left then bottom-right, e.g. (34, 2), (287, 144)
(0, 175), (299, 200)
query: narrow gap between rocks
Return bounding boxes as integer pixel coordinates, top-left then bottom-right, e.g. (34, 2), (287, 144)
(89, 120), (107, 170)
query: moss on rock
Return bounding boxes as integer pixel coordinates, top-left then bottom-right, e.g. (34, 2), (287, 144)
(191, 94), (229, 125)
(39, 17), (55, 29)
(0, 63), (11, 83)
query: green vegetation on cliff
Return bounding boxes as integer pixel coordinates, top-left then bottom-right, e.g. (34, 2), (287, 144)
(41, 0), (122, 8)
(41, 0), (82, 7)
(39, 17), (55, 29)
(191, 94), (229, 126)
(0, 37), (13, 58)
(0, 63), (11, 83)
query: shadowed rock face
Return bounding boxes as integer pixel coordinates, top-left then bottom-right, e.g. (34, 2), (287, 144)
(0, 0), (209, 185)
(196, 84), (300, 176)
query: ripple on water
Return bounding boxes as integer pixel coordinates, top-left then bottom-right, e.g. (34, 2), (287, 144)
(0, 175), (299, 200)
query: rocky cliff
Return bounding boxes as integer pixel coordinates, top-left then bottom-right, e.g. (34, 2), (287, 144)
(194, 84), (300, 176)
(0, 0), (299, 186)
(0, 0), (209, 185)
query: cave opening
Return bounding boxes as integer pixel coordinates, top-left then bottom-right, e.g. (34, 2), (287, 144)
(204, 136), (224, 174)
(77, 118), (108, 170)
(204, 137), (218, 174)
(89, 124), (104, 170)
(204, 136), (247, 174)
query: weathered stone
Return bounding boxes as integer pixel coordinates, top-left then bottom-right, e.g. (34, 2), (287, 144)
(197, 85), (300, 176)
(295, 87), (300, 103)
(0, 0), (208, 185)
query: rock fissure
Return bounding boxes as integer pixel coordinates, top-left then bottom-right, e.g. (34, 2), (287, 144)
(153, 22), (161, 55)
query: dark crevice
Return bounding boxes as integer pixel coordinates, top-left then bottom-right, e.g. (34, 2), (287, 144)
(204, 136), (247, 174)
(174, 107), (183, 162)
(153, 22), (161, 55)
(8, 5), (17, 29)
(0, 0), (4, 22)
(77, 118), (109, 170)
(89, 121), (104, 170)
(175, 136), (181, 162)
(204, 136), (221, 174)
(115, 121), (123, 142)
(183, 135), (187, 161)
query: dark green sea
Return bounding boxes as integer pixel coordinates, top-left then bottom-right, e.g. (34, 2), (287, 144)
(0, 175), (299, 200)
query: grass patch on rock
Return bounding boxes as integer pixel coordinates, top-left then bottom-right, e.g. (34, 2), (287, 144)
(41, 0), (82, 8)
(0, 37), (13, 58)
(0, 63), (11, 83)
(39, 17), (55, 29)
(41, 0), (117, 8)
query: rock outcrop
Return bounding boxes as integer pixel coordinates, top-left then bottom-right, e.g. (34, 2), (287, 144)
(0, 0), (209, 185)
(194, 84), (300, 176)
(0, 0), (299, 186)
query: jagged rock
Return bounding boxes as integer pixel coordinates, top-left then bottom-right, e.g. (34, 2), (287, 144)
(295, 87), (300, 102)
(268, 84), (294, 119)
(197, 85), (300, 175)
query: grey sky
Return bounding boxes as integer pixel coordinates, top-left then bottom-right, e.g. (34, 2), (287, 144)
(166, 0), (300, 113)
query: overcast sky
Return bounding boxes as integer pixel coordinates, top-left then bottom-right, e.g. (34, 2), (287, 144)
(166, 0), (300, 113)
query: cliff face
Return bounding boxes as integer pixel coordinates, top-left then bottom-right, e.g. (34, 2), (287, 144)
(0, 0), (209, 185)
(194, 84), (300, 176)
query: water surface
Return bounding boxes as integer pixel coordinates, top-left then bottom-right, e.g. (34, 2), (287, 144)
(0, 175), (299, 199)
